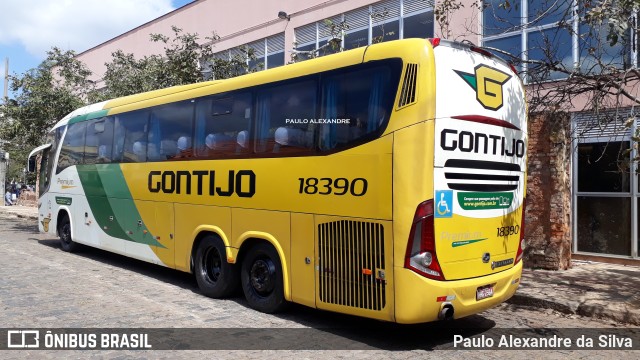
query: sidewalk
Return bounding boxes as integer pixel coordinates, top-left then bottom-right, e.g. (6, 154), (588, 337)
(0, 205), (39, 220)
(509, 260), (640, 325)
(1, 205), (639, 325)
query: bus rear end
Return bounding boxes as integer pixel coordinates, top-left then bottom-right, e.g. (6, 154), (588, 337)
(395, 39), (527, 323)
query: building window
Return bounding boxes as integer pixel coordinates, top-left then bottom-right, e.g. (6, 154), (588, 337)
(482, 0), (637, 82)
(573, 109), (639, 258)
(527, 27), (573, 81)
(208, 33), (285, 78)
(294, 0), (434, 60)
(578, 22), (631, 72)
(577, 196), (632, 256)
(266, 35), (285, 68)
(402, 9), (435, 40)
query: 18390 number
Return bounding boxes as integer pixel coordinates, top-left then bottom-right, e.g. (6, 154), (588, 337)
(496, 225), (520, 237)
(298, 177), (368, 196)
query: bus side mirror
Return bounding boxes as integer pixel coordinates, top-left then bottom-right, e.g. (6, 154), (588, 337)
(27, 156), (36, 173)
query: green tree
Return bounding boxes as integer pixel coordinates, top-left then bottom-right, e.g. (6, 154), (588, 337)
(100, 26), (261, 99)
(0, 47), (94, 183)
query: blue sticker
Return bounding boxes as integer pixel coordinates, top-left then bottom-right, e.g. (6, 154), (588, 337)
(435, 190), (453, 218)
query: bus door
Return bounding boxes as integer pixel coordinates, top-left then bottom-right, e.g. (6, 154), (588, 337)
(28, 144), (53, 234)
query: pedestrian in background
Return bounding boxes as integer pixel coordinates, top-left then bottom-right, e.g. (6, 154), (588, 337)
(5, 188), (14, 206)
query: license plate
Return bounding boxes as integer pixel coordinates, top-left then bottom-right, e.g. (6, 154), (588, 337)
(476, 285), (494, 301)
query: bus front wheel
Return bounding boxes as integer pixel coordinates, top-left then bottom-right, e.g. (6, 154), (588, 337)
(58, 214), (77, 252)
(241, 242), (288, 313)
(194, 235), (239, 298)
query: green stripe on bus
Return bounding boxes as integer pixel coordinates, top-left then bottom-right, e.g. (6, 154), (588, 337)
(86, 109), (109, 121)
(67, 109), (109, 125)
(67, 114), (88, 125)
(98, 165), (165, 248)
(77, 165), (129, 240)
(77, 164), (164, 248)
(451, 238), (487, 248)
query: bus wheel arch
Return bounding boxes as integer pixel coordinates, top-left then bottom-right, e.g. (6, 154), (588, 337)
(56, 209), (77, 252)
(193, 233), (239, 298)
(190, 227), (233, 273)
(237, 238), (290, 313)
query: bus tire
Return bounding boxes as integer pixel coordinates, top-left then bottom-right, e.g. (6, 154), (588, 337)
(58, 214), (77, 252)
(194, 235), (239, 298)
(240, 242), (288, 313)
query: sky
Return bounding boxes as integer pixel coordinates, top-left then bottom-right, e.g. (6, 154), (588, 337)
(0, 0), (194, 93)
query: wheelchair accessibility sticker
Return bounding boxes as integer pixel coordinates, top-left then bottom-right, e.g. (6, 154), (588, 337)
(435, 190), (453, 218)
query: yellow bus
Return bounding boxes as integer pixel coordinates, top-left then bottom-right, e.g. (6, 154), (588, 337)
(28, 38), (527, 323)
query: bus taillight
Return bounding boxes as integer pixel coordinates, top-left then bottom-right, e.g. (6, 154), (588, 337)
(404, 200), (445, 280)
(515, 198), (526, 264)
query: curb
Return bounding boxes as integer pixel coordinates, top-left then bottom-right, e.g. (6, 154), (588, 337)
(507, 294), (575, 315)
(508, 293), (640, 326)
(16, 214), (38, 221)
(0, 210), (38, 221)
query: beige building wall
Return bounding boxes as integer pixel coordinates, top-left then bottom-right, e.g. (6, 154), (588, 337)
(76, 0), (438, 85)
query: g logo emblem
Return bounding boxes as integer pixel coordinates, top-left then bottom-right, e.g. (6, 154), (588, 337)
(455, 65), (512, 111)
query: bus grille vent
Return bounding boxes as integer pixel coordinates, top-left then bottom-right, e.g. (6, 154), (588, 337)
(398, 63), (418, 107)
(318, 220), (386, 311)
(444, 159), (521, 192)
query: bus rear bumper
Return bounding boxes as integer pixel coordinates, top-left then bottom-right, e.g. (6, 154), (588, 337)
(393, 261), (522, 324)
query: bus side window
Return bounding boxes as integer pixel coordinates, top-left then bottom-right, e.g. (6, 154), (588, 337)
(194, 93), (252, 159)
(84, 117), (114, 165)
(84, 123), (99, 165)
(255, 80), (317, 155)
(56, 121), (87, 173)
(113, 111), (149, 163)
(150, 101), (195, 161)
(320, 66), (392, 151)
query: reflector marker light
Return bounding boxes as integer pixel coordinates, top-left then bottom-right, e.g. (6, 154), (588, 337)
(436, 295), (456, 302)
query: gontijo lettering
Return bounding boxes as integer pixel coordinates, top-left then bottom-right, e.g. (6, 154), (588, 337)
(148, 170), (256, 197)
(440, 129), (525, 158)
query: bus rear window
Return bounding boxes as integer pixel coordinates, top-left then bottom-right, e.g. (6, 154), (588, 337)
(319, 65), (395, 151)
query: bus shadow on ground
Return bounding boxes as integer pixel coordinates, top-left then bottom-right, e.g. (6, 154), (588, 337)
(5, 218), (40, 234)
(35, 237), (495, 350)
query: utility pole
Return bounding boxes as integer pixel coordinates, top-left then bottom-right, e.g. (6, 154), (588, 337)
(1, 58), (8, 201)
(0, 150), (8, 203)
(3, 57), (7, 102)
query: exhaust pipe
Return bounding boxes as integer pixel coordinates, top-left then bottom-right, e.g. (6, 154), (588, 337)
(438, 303), (454, 320)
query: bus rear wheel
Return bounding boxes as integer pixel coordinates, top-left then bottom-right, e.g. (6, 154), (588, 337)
(194, 235), (239, 298)
(58, 214), (77, 252)
(241, 242), (288, 313)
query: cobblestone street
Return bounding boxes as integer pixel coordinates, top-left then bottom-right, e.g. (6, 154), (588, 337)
(0, 213), (637, 359)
